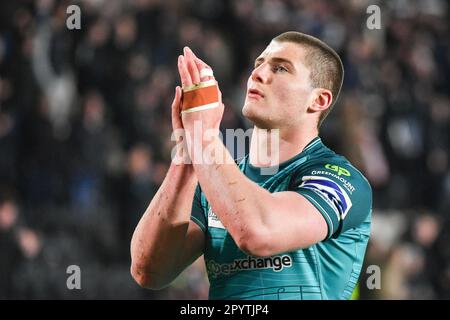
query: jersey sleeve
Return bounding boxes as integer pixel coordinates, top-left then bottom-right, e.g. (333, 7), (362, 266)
(290, 162), (372, 240)
(190, 184), (207, 233)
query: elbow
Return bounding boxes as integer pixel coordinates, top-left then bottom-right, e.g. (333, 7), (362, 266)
(235, 228), (274, 258)
(130, 264), (154, 289)
(130, 264), (167, 290)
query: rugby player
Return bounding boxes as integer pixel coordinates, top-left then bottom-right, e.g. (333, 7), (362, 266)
(130, 31), (372, 300)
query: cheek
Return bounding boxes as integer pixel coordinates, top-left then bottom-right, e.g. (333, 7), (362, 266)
(275, 83), (309, 109)
(272, 83), (292, 104)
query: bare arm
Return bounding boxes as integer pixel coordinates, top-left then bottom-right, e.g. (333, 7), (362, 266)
(130, 48), (217, 289)
(189, 136), (327, 257)
(130, 162), (204, 289)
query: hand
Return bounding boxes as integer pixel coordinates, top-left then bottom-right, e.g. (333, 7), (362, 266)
(177, 47), (224, 134)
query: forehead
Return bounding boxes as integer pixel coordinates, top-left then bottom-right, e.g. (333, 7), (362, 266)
(257, 41), (307, 66)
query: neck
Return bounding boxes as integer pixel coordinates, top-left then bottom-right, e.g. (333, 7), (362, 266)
(249, 125), (318, 167)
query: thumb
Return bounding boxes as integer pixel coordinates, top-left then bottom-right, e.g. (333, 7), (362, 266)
(172, 86), (182, 117)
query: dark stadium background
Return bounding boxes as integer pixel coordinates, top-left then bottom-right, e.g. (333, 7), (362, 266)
(0, 0), (448, 299)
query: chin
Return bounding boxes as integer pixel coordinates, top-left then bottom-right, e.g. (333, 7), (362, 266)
(242, 102), (252, 117)
(242, 105), (275, 129)
(242, 103), (259, 122)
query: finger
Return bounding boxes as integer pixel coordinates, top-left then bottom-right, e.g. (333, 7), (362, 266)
(198, 64), (214, 82)
(184, 47), (201, 85)
(178, 55), (192, 87)
(189, 49), (209, 68)
(189, 50), (214, 82)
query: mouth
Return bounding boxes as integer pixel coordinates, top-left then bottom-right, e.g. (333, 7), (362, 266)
(247, 88), (265, 100)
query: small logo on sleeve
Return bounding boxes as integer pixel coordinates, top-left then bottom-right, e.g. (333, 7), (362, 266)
(325, 164), (351, 176)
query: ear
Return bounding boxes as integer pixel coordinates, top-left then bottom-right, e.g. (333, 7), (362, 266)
(308, 88), (333, 113)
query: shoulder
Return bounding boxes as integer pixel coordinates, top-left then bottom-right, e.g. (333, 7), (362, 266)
(291, 149), (372, 238)
(294, 149), (372, 197)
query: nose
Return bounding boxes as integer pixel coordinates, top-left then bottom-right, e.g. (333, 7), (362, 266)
(251, 63), (271, 84)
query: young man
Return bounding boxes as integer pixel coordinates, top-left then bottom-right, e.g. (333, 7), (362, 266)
(130, 31), (372, 300)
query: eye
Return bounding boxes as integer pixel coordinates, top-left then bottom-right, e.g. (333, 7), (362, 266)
(273, 65), (288, 73)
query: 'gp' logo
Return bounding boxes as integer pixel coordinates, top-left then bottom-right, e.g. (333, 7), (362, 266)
(325, 164), (350, 176)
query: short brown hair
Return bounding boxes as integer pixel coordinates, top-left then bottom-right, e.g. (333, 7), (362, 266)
(273, 31), (344, 127)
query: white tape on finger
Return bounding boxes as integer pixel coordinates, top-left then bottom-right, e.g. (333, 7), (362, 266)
(200, 68), (214, 78)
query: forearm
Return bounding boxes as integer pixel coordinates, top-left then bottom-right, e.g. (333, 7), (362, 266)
(190, 136), (272, 243)
(130, 162), (197, 280)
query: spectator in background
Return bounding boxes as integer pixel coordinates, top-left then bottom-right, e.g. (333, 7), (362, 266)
(0, 193), (42, 298)
(117, 143), (156, 259)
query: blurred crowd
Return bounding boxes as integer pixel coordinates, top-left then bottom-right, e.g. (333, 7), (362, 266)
(0, 0), (448, 299)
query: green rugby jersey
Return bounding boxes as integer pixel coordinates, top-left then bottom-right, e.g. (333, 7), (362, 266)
(190, 137), (372, 300)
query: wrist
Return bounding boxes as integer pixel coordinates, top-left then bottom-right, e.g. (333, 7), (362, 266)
(184, 125), (220, 146)
(169, 159), (196, 179)
(171, 141), (191, 166)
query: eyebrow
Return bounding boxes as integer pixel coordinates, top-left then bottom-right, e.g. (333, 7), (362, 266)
(254, 57), (296, 71)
